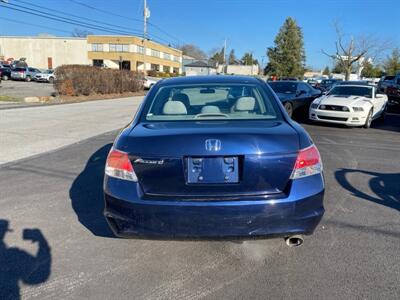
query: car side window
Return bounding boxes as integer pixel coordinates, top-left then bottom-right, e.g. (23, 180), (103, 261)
(28, 68), (34, 72)
(298, 83), (310, 93)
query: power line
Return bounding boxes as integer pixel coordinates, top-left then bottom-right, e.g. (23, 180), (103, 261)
(2, 2), (143, 36)
(0, 16), (71, 34)
(13, 0), (140, 33)
(67, 0), (184, 45)
(0, 1), (182, 47)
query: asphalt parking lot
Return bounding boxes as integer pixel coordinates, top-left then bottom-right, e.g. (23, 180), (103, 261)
(0, 80), (55, 100)
(0, 107), (399, 299)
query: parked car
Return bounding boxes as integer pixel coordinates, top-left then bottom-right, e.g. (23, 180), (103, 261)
(0, 66), (12, 80)
(35, 69), (55, 83)
(307, 78), (318, 88)
(11, 67), (41, 81)
(377, 75), (395, 93)
(143, 76), (158, 89)
(309, 83), (387, 128)
(268, 81), (322, 117)
(386, 73), (400, 105)
(318, 79), (343, 92)
(103, 76), (324, 245)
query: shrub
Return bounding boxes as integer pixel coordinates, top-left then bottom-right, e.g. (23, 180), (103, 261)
(54, 65), (143, 96)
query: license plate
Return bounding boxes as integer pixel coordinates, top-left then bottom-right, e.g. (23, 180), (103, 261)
(187, 156), (239, 184)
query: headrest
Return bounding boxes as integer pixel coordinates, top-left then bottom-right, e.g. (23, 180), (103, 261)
(172, 93), (190, 106)
(234, 97), (255, 111)
(201, 105), (221, 114)
(163, 101), (187, 115)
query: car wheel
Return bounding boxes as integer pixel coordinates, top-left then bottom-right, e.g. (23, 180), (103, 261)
(284, 102), (293, 117)
(25, 76), (31, 82)
(2, 75), (8, 80)
(378, 105), (387, 122)
(363, 109), (373, 128)
(48, 77), (54, 84)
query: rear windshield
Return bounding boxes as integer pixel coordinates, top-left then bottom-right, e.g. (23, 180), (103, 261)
(268, 82), (297, 93)
(383, 76), (395, 81)
(144, 84), (281, 121)
(328, 86), (373, 98)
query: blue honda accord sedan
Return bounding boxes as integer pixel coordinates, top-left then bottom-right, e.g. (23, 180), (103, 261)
(103, 76), (324, 244)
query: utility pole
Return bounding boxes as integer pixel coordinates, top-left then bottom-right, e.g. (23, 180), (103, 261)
(142, 0), (150, 76)
(222, 38), (227, 74)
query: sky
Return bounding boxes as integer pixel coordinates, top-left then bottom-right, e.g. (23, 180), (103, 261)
(1, 0), (399, 70)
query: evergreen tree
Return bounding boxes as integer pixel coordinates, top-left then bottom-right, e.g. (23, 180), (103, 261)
(266, 17), (306, 78)
(241, 52), (258, 65)
(383, 48), (400, 75)
(228, 49), (236, 65)
(209, 48), (225, 65)
(361, 61), (382, 78)
(322, 66), (330, 75)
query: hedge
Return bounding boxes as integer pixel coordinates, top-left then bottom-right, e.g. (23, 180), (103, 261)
(54, 65), (143, 96)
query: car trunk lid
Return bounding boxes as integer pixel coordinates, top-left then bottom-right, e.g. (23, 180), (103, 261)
(119, 121), (299, 198)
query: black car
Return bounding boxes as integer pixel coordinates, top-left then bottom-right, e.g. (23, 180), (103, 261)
(319, 79), (343, 92)
(268, 81), (322, 117)
(0, 66), (12, 80)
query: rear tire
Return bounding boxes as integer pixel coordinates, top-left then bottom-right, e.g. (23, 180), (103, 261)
(378, 105), (386, 122)
(363, 109), (373, 128)
(25, 76), (31, 82)
(284, 102), (293, 117)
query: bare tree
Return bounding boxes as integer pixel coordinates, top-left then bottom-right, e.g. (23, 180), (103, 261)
(71, 28), (93, 38)
(322, 22), (391, 80)
(179, 44), (207, 60)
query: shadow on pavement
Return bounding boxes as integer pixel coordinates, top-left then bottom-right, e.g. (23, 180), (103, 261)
(69, 143), (115, 238)
(335, 169), (400, 211)
(0, 220), (52, 300)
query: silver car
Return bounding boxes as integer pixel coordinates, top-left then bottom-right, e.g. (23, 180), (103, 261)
(11, 67), (41, 82)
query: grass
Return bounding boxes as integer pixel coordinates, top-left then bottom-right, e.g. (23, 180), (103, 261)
(0, 95), (22, 102)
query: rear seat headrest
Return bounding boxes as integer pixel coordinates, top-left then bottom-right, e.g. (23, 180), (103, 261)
(163, 101), (187, 115)
(234, 97), (256, 111)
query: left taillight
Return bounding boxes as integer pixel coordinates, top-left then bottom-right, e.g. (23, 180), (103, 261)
(290, 144), (323, 179)
(105, 149), (137, 182)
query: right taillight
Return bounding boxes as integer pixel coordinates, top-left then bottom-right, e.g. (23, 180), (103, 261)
(105, 149), (137, 182)
(290, 144), (322, 179)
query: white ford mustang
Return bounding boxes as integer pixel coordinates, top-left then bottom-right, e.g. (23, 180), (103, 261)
(309, 83), (388, 128)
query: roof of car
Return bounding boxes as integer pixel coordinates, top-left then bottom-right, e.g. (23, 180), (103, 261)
(336, 81), (374, 86)
(268, 80), (299, 84)
(157, 75), (262, 86)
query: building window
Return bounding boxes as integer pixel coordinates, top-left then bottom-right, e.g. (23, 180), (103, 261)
(137, 46), (144, 54)
(173, 55), (180, 62)
(92, 44), (103, 52)
(151, 64), (160, 71)
(109, 44), (129, 52)
(151, 49), (160, 57)
(163, 53), (171, 60)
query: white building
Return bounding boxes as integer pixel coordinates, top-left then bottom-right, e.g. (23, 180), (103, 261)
(0, 36), (89, 69)
(218, 64), (260, 76)
(184, 61), (217, 76)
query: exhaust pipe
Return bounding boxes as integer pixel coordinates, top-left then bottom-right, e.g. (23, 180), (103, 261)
(285, 235), (304, 247)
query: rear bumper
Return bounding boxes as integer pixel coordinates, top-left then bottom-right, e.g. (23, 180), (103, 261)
(104, 174), (325, 238)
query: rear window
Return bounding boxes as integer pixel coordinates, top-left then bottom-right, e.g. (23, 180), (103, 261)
(329, 86), (373, 98)
(144, 84), (281, 121)
(383, 76), (395, 81)
(268, 82), (297, 93)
